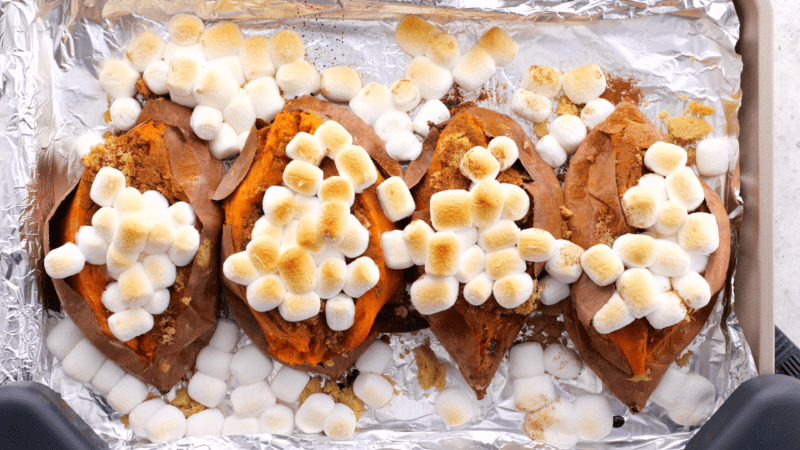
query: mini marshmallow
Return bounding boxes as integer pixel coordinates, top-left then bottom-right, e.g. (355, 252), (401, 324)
(258, 404), (295, 435)
(645, 141), (688, 177)
(376, 176), (415, 223)
(224, 251), (262, 287)
(452, 46), (496, 92)
(186, 409), (225, 437)
(581, 244), (624, 286)
(463, 272), (493, 305)
(374, 110), (413, 143)
(166, 201), (196, 229)
(518, 228), (556, 263)
(488, 136), (519, 171)
(144, 405), (187, 443)
(354, 372), (394, 409)
(666, 166), (705, 211)
(435, 387), (474, 427)
(509, 342), (545, 378)
(245, 77), (285, 122)
(75, 131), (104, 159)
(690, 251), (709, 274)
(295, 393), (336, 433)
(286, 132), (325, 166)
(99, 60), (139, 100)
(616, 268), (660, 318)
(314, 121), (353, 158)
(278, 247), (317, 294)
(232, 381), (277, 418)
(349, 82), (393, 127)
(247, 274), (287, 312)
(324, 403), (357, 441)
(494, 273), (535, 309)
(143, 289), (170, 315)
(129, 399), (166, 438)
(75, 226), (108, 265)
(163, 42), (206, 67)
(455, 245), (486, 283)
(544, 240), (584, 284)
(655, 200), (688, 236)
(430, 190), (473, 231)
(651, 239), (691, 277)
(543, 343), (582, 379)
(477, 27), (517, 67)
(513, 375), (555, 412)
(252, 217), (283, 243)
(410, 275), (459, 314)
(317, 201), (349, 245)
(426, 232), (461, 277)
(485, 247), (527, 280)
(141, 190), (168, 220)
(188, 371), (228, 408)
(511, 89), (552, 124)
(170, 92), (199, 108)
(423, 33), (460, 70)
(118, 262), (154, 308)
(92, 206), (119, 243)
(143, 61), (169, 95)
(539, 274), (571, 306)
(646, 290), (688, 329)
(222, 89), (257, 134)
(334, 145), (378, 193)
(412, 100), (451, 137)
(168, 14), (204, 46)
(638, 173), (669, 205)
(654, 368), (717, 427)
(593, 291), (636, 334)
(263, 186), (296, 225)
(196, 345), (233, 381)
(91, 167), (126, 208)
(501, 183), (530, 222)
(208, 318), (239, 353)
(459, 146), (500, 182)
(326, 293), (356, 331)
(653, 273), (672, 293)
(201, 22), (244, 59)
(385, 130), (423, 162)
(222, 415), (259, 436)
(471, 179), (504, 229)
(269, 29), (305, 68)
(381, 230), (414, 270)
(294, 194), (322, 219)
(390, 78), (422, 112)
(696, 138), (729, 177)
(106, 374), (149, 414)
(110, 98), (142, 131)
(278, 220), (299, 255)
(315, 258), (347, 299)
(295, 214), (325, 255)
(271, 366), (310, 403)
(612, 233), (657, 268)
(279, 291), (321, 322)
(344, 256), (380, 297)
(671, 270), (712, 309)
(142, 254), (177, 291)
(168, 226), (200, 267)
(356, 340), (393, 374)
(247, 235), (280, 275)
(452, 226), (478, 249)
(394, 14), (437, 56)
(549, 114), (587, 155)
(521, 65), (562, 99)
(105, 246), (136, 280)
(193, 66), (240, 110)
(240, 36), (275, 80)
(562, 64), (607, 104)
(276, 59), (321, 99)
(46, 318), (84, 361)
(478, 219), (520, 253)
(580, 98), (616, 129)
(574, 394), (613, 440)
(62, 338), (105, 383)
(112, 188), (146, 219)
(108, 308), (154, 342)
(405, 56), (454, 101)
(679, 212), (719, 255)
(320, 66), (362, 103)
(166, 56), (200, 97)
(403, 220), (434, 266)
(209, 122), (239, 160)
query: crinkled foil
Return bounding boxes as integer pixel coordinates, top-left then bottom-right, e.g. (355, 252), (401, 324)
(3, 0), (755, 448)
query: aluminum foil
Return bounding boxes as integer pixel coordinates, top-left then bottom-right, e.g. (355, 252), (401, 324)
(2, 0), (756, 448)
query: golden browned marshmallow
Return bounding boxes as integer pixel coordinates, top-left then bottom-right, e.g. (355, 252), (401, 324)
(521, 65), (562, 99)
(644, 142), (687, 177)
(112, 212), (150, 256)
(580, 244), (624, 287)
(192, 65), (239, 110)
(487, 136), (519, 171)
(126, 31), (166, 73)
(239, 35), (275, 81)
(278, 247), (317, 294)
(223, 251), (262, 286)
(334, 145), (378, 193)
(335, 215), (370, 258)
(665, 167), (705, 211)
(168, 14), (205, 46)
(485, 247), (527, 280)
(451, 46), (496, 92)
(621, 186), (658, 229)
(478, 219), (520, 253)
(320, 67), (362, 104)
(562, 64), (606, 105)
(314, 120), (353, 159)
(404, 56), (454, 101)
(269, 30), (305, 68)
(459, 146), (500, 183)
(343, 257), (380, 298)
(278, 291), (321, 322)
(144, 218), (175, 255)
(463, 272), (493, 306)
(283, 160), (324, 196)
(44, 243), (85, 280)
(112, 187), (146, 218)
(645, 290), (687, 329)
(592, 291), (635, 334)
(295, 214), (325, 254)
(316, 258), (347, 299)
(252, 217), (284, 243)
(141, 254), (176, 290)
(275, 59), (321, 99)
(286, 132), (326, 166)
(166, 56), (201, 97)
(293, 194), (321, 220)
(390, 79), (422, 112)
(544, 239), (584, 284)
(493, 273), (535, 309)
(477, 27), (518, 67)
(654, 200), (688, 236)
(425, 33), (461, 70)
(262, 186), (296, 225)
(318, 176), (355, 207)
(92, 206), (120, 244)
(455, 245), (486, 283)
(471, 179), (504, 229)
(200, 22), (244, 60)
(118, 263), (155, 309)
(511, 88), (552, 124)
(650, 239), (691, 277)
(246, 274), (286, 312)
(425, 232), (461, 277)
(106, 245), (136, 280)
(403, 219), (434, 265)
(430, 190), (473, 231)
(395, 15), (437, 57)
(612, 233), (657, 268)
(501, 183), (530, 222)
(671, 270), (711, 309)
(409, 275), (459, 315)
(376, 176), (415, 223)
(678, 213), (719, 255)
(99, 60), (139, 100)
(247, 235), (281, 274)
(615, 268), (660, 318)
(168, 226), (200, 267)
(317, 201), (349, 245)
(518, 228), (556, 262)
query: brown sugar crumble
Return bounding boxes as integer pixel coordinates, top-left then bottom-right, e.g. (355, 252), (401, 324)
(676, 350), (694, 368)
(555, 96), (580, 116)
(299, 376), (365, 419)
(534, 122), (549, 138)
(600, 74), (643, 105)
(169, 387), (206, 418)
(413, 338), (447, 391)
(667, 116), (713, 144)
(685, 101), (714, 117)
(658, 110), (671, 120)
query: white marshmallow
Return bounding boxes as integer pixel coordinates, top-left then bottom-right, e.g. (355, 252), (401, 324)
(412, 100), (451, 137)
(240, 36), (275, 81)
(344, 257), (380, 297)
(186, 408), (225, 437)
(294, 194), (322, 219)
(612, 233), (657, 268)
(592, 291), (635, 334)
(494, 273), (535, 309)
(511, 89), (552, 124)
(651, 239), (691, 277)
(143, 61), (169, 96)
(144, 405), (187, 444)
(581, 98), (615, 129)
(193, 66), (240, 110)
(636, 174), (668, 206)
(166, 56), (201, 97)
(271, 366), (310, 403)
(295, 393), (336, 434)
(334, 145), (378, 193)
(574, 394), (613, 440)
(374, 110), (413, 143)
(426, 232), (461, 277)
(453, 227), (479, 250)
(75, 132), (104, 159)
(269, 30), (305, 68)
(245, 77), (285, 122)
(223, 89), (257, 134)
(424, 33), (461, 70)
(325, 293), (356, 331)
(252, 217), (283, 243)
(209, 122), (239, 160)
(435, 387), (474, 427)
(143, 289), (170, 315)
(106, 374), (149, 414)
(247, 274), (287, 312)
(651, 273), (672, 293)
(390, 79), (422, 112)
(513, 374), (555, 412)
(91, 167), (126, 208)
(196, 345), (233, 381)
(395, 15), (437, 57)
(200, 22), (244, 60)
(222, 415), (259, 436)
(695, 138), (729, 177)
(240, 130), (252, 153)
(477, 27), (518, 67)
(232, 381), (277, 418)
(671, 270), (712, 309)
(99, 60), (139, 100)
(258, 404), (295, 435)
(314, 121), (352, 159)
(509, 342), (545, 378)
(377, 176), (415, 222)
(488, 136), (519, 171)
(279, 291), (321, 322)
(485, 247), (526, 280)
(209, 318), (239, 353)
(690, 252), (709, 274)
(353, 372), (393, 409)
(170, 92), (199, 108)
(117, 262), (153, 308)
(463, 272), (493, 306)
(405, 56), (454, 101)
(286, 132), (325, 166)
(315, 258), (347, 300)
(459, 146), (500, 183)
(142, 254), (176, 290)
(262, 185), (296, 225)
(518, 228), (556, 263)
(110, 98), (142, 131)
(654, 200), (688, 236)
(478, 219), (520, 253)
(501, 183), (530, 222)
(679, 212), (720, 255)
(562, 64), (607, 104)
(163, 42), (206, 67)
(141, 190), (168, 221)
(75, 226), (108, 265)
(549, 114), (587, 155)
(355, 340), (393, 374)
(616, 268), (660, 318)
(324, 403), (357, 441)
(543, 343), (582, 379)
(471, 179), (504, 229)
(646, 290), (688, 329)
(166, 201), (196, 229)
(105, 246), (136, 280)
(168, 15), (205, 46)
(430, 189), (473, 231)
(62, 338), (105, 383)
(534, 135), (567, 169)
(539, 274), (571, 306)
(544, 240), (584, 284)
(381, 230), (414, 270)
(46, 317), (84, 361)
(129, 399), (166, 438)
(188, 371), (228, 408)
(278, 220), (299, 255)
(92, 207), (119, 244)
(403, 220), (434, 266)
(452, 46), (496, 92)
(650, 366), (716, 426)
(410, 275), (459, 314)
(229, 344), (273, 386)
(521, 65), (562, 99)
(455, 245), (486, 283)
(665, 166), (705, 211)
(108, 308), (154, 342)
(276, 59), (320, 99)
(349, 82), (393, 127)
(581, 244), (624, 286)
(320, 66), (362, 103)
(168, 225), (200, 267)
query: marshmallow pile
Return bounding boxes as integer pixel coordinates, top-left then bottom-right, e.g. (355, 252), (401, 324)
(223, 121), (381, 330)
(589, 141), (720, 334)
(44, 167), (200, 343)
(352, 340), (396, 411)
(649, 364), (717, 426)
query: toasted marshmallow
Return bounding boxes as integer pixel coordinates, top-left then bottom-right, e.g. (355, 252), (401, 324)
(646, 290), (688, 329)
(478, 219), (520, 253)
(459, 146), (500, 183)
(325, 294), (356, 331)
(222, 89), (257, 134)
(112, 212), (149, 255)
(168, 226), (200, 267)
(581, 98), (615, 129)
(471, 179), (504, 229)
(395, 15), (437, 57)
(412, 100), (450, 137)
(118, 262), (155, 309)
(112, 187), (146, 218)
(286, 131), (325, 166)
(511, 89), (552, 124)
(453, 245), (485, 283)
(405, 56), (454, 101)
(166, 56), (200, 97)
(105, 245), (136, 279)
(452, 227), (478, 251)
(91, 167), (126, 208)
(282, 160), (324, 195)
(317, 201), (349, 245)
(655, 200), (688, 236)
(110, 98), (141, 131)
(247, 235), (280, 274)
(695, 138), (729, 177)
(421, 33), (460, 71)
(612, 233), (656, 268)
(75, 226), (109, 265)
(501, 183), (531, 222)
(403, 220), (434, 265)
(622, 186), (658, 229)
(452, 46), (497, 92)
(165, 201), (196, 229)
(244, 77), (285, 122)
(170, 92), (198, 108)
(562, 64), (606, 104)
(521, 65), (562, 99)
(494, 273), (535, 309)
(616, 268), (660, 318)
(108, 308), (154, 342)
(336, 215), (370, 258)
(193, 66), (240, 110)
(665, 167), (705, 211)
(518, 228), (556, 262)
(477, 27), (517, 66)
(276, 59), (320, 99)
(143, 289), (170, 315)
(638, 173), (669, 205)
(44, 243), (85, 279)
(295, 214), (325, 254)
(316, 258), (347, 299)
(323, 403), (357, 440)
(279, 291), (321, 322)
(240, 36), (275, 81)
(543, 343), (582, 379)
(374, 110), (413, 143)
(344, 257), (380, 297)
(651, 239), (691, 277)
(318, 177), (354, 208)
(485, 247), (527, 280)
(462, 272), (492, 305)
(320, 66), (362, 103)
(262, 186), (296, 225)
(268, 29), (305, 68)
(314, 121), (352, 158)
(386, 130), (423, 162)
(223, 251), (261, 286)
(549, 114), (587, 155)
(168, 14), (204, 46)
(513, 374), (555, 413)
(410, 275), (459, 314)
(142, 254), (177, 290)
(126, 31), (165, 73)
(201, 22), (244, 59)
(99, 60), (139, 100)
(425, 232), (461, 277)
(278, 247), (317, 294)
(278, 220), (299, 255)
(246, 274), (286, 312)
(545, 240), (584, 284)
(430, 190), (473, 231)
(539, 274), (570, 305)
(679, 213), (719, 255)
(311, 245), (345, 266)
(334, 145), (378, 193)
(349, 82), (393, 127)
(435, 387), (474, 428)
(593, 291), (635, 334)
(390, 78), (422, 112)
(574, 394), (614, 441)
(251, 217), (283, 243)
(190, 105), (223, 141)
(581, 244), (624, 287)
(671, 270), (712, 309)
(162, 42), (205, 67)
(353, 372), (393, 409)
(488, 136), (519, 171)
(644, 141), (687, 177)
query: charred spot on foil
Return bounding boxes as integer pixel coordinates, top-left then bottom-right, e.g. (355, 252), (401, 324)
(613, 415), (625, 428)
